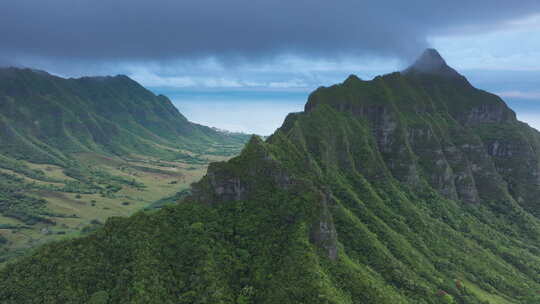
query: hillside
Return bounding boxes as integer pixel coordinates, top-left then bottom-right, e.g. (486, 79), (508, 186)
(0, 67), (247, 163)
(1, 50), (540, 303)
(0, 68), (249, 264)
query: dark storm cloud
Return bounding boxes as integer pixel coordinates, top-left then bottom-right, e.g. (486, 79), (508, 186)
(1, 0), (540, 63)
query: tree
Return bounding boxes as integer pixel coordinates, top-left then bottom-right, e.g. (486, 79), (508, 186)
(88, 291), (109, 304)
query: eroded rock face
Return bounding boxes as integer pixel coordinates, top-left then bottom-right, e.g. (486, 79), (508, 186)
(206, 173), (247, 202)
(442, 145), (480, 203)
(359, 106), (397, 153)
(190, 136), (340, 260)
(481, 132), (540, 214)
(310, 98), (496, 203)
(462, 103), (516, 125)
(301, 54), (537, 209)
(309, 191), (338, 261)
(192, 151), (293, 204)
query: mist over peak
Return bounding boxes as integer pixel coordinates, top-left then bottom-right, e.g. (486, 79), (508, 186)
(403, 48), (462, 78)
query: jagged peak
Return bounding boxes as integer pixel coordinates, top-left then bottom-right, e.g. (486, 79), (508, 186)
(403, 48), (462, 78)
(238, 135), (268, 159)
(415, 48), (446, 67)
(246, 134), (265, 147)
(343, 74), (362, 85)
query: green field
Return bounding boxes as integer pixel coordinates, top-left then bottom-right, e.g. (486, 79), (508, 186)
(0, 149), (238, 266)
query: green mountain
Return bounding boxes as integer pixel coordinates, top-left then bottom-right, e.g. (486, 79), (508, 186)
(0, 68), (249, 264)
(0, 67), (247, 164)
(2, 50), (540, 303)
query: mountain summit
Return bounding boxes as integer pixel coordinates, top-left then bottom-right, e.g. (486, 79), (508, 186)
(403, 48), (462, 78)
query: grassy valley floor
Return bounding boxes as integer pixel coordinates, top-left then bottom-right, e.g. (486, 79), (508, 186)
(0, 144), (241, 267)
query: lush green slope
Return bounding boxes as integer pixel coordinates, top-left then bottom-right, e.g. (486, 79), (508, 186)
(1, 50), (540, 303)
(0, 67), (249, 264)
(0, 67), (248, 163)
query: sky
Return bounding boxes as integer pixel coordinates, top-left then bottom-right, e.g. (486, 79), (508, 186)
(2, 1), (540, 134)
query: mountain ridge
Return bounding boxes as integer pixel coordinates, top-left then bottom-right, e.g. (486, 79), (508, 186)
(1, 50), (540, 303)
(0, 67), (248, 164)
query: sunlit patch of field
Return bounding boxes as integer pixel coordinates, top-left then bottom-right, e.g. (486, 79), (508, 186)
(0, 168), (66, 187)
(25, 162), (77, 181)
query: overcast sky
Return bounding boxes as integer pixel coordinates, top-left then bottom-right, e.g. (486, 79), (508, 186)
(2, 1), (540, 134)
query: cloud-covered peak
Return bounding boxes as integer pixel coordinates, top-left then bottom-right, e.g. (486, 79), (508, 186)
(404, 48), (462, 78)
(414, 49), (446, 67)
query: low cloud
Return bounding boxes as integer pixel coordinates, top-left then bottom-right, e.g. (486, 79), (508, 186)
(130, 71), (305, 90)
(174, 100), (303, 135)
(1, 0), (540, 70)
(497, 91), (540, 100)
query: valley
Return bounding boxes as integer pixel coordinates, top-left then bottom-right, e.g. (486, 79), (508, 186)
(0, 67), (250, 266)
(0, 148), (241, 266)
